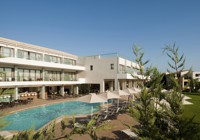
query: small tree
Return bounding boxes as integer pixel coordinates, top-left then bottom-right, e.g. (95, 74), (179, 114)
(132, 45), (150, 86)
(130, 44), (200, 139)
(70, 116), (112, 140)
(163, 43), (186, 93)
(130, 46), (166, 139)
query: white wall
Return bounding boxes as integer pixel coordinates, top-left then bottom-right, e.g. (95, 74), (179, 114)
(78, 57), (118, 83)
(193, 71), (200, 81)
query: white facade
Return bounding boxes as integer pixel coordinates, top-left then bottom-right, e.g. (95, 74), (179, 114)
(192, 71), (200, 82)
(78, 54), (141, 92)
(0, 37), (141, 99)
(0, 37), (85, 99)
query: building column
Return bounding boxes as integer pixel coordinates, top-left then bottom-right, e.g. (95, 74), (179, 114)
(14, 48), (17, 58)
(115, 79), (119, 90)
(60, 85), (65, 96)
(100, 80), (105, 92)
(14, 87), (19, 99)
(109, 81), (114, 91)
(42, 68), (45, 81)
(132, 81), (135, 88)
(123, 80), (126, 89)
(14, 66), (18, 81)
(40, 86), (46, 99)
(61, 70), (64, 81)
(129, 80), (132, 88)
(42, 53), (45, 61)
(69, 85), (73, 94)
(74, 85), (79, 95)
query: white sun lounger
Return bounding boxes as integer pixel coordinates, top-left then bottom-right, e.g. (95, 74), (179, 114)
(121, 129), (138, 139)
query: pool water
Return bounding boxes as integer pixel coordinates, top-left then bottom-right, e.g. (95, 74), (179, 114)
(1, 101), (100, 131)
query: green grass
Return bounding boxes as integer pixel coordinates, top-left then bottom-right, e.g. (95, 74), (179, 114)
(183, 93), (200, 124)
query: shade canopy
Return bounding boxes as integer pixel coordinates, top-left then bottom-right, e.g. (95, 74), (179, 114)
(99, 90), (121, 99)
(77, 93), (106, 103)
(112, 89), (130, 96)
(123, 88), (139, 95)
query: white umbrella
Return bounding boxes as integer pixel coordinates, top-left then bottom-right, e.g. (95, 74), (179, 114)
(77, 93), (107, 117)
(123, 88), (139, 95)
(123, 88), (140, 101)
(99, 90), (121, 100)
(112, 89), (130, 106)
(99, 90), (120, 109)
(112, 89), (130, 96)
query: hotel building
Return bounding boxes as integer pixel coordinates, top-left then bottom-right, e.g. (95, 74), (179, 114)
(78, 54), (141, 93)
(0, 37), (140, 100)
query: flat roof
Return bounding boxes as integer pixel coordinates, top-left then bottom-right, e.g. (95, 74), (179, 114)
(0, 37), (77, 59)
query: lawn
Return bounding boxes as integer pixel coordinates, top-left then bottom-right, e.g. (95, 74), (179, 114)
(183, 93), (200, 124)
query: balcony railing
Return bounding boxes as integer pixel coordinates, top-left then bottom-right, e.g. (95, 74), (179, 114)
(0, 52), (78, 66)
(0, 76), (77, 82)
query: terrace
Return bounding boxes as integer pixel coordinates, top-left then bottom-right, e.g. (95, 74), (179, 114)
(0, 91), (138, 140)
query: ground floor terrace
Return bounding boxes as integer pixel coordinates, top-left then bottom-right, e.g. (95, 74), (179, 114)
(0, 94), (138, 140)
(0, 78), (142, 102)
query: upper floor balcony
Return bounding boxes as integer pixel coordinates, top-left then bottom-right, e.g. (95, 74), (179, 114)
(0, 78), (86, 88)
(0, 57), (85, 71)
(117, 72), (145, 80)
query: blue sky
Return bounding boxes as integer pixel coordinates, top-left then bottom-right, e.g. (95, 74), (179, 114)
(1, 0), (200, 72)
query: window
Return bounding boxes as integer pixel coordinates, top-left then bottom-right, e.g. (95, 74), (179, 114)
(2, 47), (14, 57)
(5, 68), (13, 81)
(18, 69), (23, 81)
(36, 70), (41, 80)
(44, 55), (50, 62)
(195, 74), (200, 77)
(119, 64), (126, 73)
(64, 72), (76, 81)
(63, 58), (76, 65)
(44, 54), (61, 63)
(90, 65), (93, 71)
(111, 64), (114, 70)
(23, 51), (29, 59)
(0, 67), (14, 81)
(24, 69), (29, 81)
(17, 50), (24, 58)
(30, 70), (36, 81)
(30, 52), (36, 60)
(36, 53), (42, 61)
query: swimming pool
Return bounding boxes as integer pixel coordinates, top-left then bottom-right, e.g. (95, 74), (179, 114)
(1, 101), (100, 131)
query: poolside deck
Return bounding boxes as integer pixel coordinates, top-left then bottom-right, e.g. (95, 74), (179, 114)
(1, 97), (76, 115)
(0, 97), (139, 139)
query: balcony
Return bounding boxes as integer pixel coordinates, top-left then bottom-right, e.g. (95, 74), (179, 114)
(0, 78), (86, 88)
(0, 57), (85, 71)
(117, 72), (145, 80)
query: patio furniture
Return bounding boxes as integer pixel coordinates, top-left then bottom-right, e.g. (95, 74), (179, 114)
(14, 100), (20, 106)
(27, 98), (33, 103)
(121, 129), (138, 139)
(0, 102), (4, 110)
(74, 122), (85, 129)
(77, 93), (107, 117)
